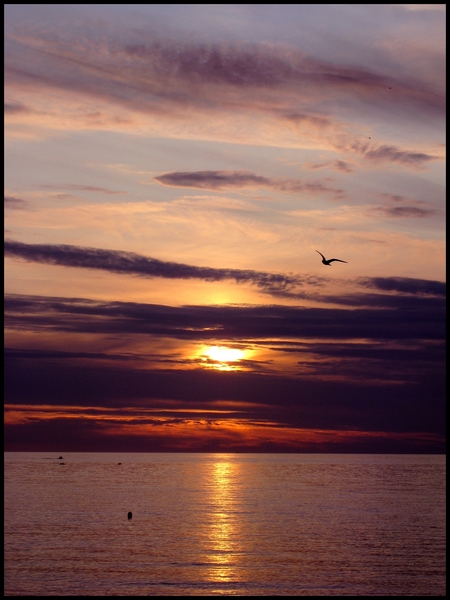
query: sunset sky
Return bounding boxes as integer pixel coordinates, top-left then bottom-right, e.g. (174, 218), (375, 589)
(5, 4), (446, 452)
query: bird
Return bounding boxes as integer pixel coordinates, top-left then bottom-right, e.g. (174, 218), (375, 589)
(316, 250), (347, 266)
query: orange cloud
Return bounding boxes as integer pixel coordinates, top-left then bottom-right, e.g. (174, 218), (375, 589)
(4, 404), (445, 453)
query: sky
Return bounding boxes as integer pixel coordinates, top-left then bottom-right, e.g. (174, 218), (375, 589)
(4, 4), (446, 453)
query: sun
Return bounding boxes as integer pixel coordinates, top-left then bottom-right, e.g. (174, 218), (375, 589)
(206, 346), (244, 362)
(202, 346), (245, 370)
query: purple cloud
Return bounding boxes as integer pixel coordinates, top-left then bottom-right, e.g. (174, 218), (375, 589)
(364, 145), (437, 168)
(4, 100), (30, 114)
(4, 239), (313, 295)
(372, 206), (435, 218)
(154, 170), (344, 198)
(39, 184), (127, 195)
(4, 289), (445, 342)
(5, 30), (445, 121)
(4, 195), (27, 209)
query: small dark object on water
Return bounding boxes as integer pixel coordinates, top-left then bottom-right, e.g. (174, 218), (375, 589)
(118, 463), (122, 465)
(128, 512), (132, 519)
(60, 462), (65, 465)
(58, 456), (63, 459)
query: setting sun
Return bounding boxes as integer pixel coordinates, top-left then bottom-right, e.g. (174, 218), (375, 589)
(196, 345), (250, 371)
(206, 346), (245, 363)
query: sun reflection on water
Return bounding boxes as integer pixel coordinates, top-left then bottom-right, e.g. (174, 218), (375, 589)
(205, 456), (242, 584)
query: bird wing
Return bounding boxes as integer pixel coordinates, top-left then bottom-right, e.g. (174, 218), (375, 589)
(328, 258), (347, 263)
(315, 250), (326, 259)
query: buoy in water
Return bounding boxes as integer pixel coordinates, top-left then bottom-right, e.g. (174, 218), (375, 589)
(128, 512), (132, 519)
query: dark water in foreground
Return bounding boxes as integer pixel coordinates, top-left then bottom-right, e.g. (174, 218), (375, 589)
(4, 453), (446, 596)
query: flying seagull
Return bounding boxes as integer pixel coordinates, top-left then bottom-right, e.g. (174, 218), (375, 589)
(316, 250), (347, 266)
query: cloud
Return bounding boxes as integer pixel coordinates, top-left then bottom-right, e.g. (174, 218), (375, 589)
(358, 276), (446, 296)
(304, 159), (355, 174)
(5, 195), (27, 209)
(4, 347), (148, 363)
(4, 404), (445, 453)
(363, 144), (438, 168)
(4, 239), (317, 296)
(5, 28), (444, 158)
(39, 184), (127, 195)
(4, 290), (445, 342)
(379, 193), (409, 203)
(372, 206), (435, 218)
(4, 343), (446, 453)
(154, 170), (344, 197)
(280, 339), (445, 363)
(370, 193), (437, 218)
(20, 34), (441, 114)
(4, 100), (30, 114)
(333, 160), (353, 174)
(4, 267), (445, 453)
(400, 4), (446, 11)
(5, 240), (446, 309)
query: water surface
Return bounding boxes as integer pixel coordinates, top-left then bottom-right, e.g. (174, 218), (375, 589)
(4, 453), (446, 596)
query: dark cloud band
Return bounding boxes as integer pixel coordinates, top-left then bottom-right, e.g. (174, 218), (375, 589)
(4, 292), (445, 341)
(5, 240), (445, 307)
(154, 170), (344, 197)
(4, 239), (312, 294)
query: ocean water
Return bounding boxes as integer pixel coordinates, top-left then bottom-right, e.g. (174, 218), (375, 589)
(4, 453), (446, 596)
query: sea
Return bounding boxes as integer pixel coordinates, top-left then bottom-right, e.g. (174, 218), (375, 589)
(4, 453), (446, 596)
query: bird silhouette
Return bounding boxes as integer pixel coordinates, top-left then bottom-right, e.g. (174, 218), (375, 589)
(316, 250), (347, 266)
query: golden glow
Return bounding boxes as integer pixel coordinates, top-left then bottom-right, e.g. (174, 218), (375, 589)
(205, 456), (243, 584)
(200, 345), (247, 371)
(206, 346), (244, 362)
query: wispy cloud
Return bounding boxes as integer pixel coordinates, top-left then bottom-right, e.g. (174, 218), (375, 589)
(4, 100), (30, 114)
(154, 170), (344, 198)
(5, 27), (444, 161)
(364, 144), (438, 168)
(4, 195), (27, 210)
(306, 160), (354, 174)
(333, 160), (354, 173)
(39, 184), (127, 195)
(371, 193), (436, 218)
(372, 206), (435, 218)
(4, 239), (316, 296)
